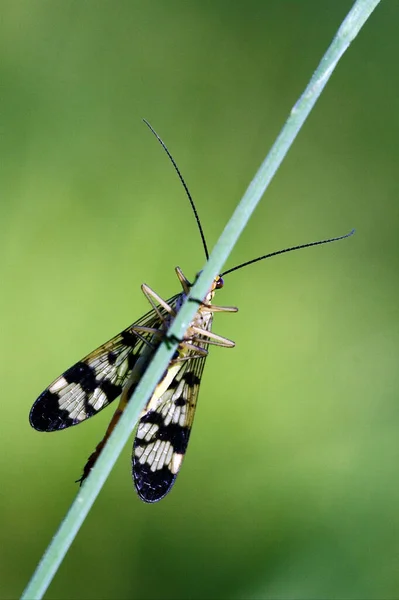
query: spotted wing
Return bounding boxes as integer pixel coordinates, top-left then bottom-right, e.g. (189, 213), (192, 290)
(29, 295), (181, 432)
(133, 353), (207, 503)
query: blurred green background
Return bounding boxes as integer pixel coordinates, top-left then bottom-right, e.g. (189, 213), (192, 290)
(1, 1), (398, 598)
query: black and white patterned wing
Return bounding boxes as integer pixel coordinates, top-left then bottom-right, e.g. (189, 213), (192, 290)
(133, 353), (207, 503)
(29, 296), (180, 432)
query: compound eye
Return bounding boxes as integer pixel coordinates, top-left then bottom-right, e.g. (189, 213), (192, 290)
(215, 276), (224, 289)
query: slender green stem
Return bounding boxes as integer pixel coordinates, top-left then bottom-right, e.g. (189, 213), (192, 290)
(21, 1), (381, 598)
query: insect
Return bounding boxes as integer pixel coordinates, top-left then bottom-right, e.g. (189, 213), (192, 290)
(29, 121), (354, 503)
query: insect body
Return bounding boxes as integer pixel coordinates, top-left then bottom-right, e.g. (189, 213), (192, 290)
(29, 120), (354, 502)
(30, 267), (236, 502)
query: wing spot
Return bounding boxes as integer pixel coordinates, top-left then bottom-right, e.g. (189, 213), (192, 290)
(127, 353), (138, 370)
(29, 390), (74, 432)
(174, 397), (186, 407)
(183, 372), (201, 386)
(100, 380), (122, 402)
(58, 385), (84, 411)
(64, 362), (97, 394)
(107, 351), (117, 365)
(49, 377), (68, 393)
(89, 389), (107, 411)
(171, 453), (183, 475)
(121, 330), (139, 347)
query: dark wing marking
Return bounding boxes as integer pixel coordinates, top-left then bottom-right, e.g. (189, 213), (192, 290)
(133, 353), (207, 503)
(29, 294), (181, 432)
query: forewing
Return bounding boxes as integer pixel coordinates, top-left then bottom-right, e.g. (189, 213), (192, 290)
(29, 295), (181, 432)
(133, 353), (207, 503)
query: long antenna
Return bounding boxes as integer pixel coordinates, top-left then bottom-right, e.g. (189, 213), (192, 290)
(221, 229), (355, 276)
(143, 119), (209, 261)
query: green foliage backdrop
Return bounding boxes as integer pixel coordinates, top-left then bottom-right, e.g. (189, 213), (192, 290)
(1, 2), (397, 598)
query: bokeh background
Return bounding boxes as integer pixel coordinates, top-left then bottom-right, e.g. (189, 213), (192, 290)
(1, 1), (398, 599)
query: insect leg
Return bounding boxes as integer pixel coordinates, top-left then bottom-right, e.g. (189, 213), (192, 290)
(141, 284), (177, 321)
